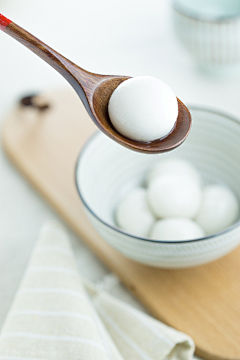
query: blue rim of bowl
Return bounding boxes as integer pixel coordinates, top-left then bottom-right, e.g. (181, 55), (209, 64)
(75, 105), (240, 244)
(171, 0), (240, 22)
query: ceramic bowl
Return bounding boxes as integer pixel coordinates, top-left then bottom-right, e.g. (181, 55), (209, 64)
(75, 107), (240, 268)
(172, 0), (240, 66)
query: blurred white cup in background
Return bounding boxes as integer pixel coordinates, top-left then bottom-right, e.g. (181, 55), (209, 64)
(172, 0), (240, 67)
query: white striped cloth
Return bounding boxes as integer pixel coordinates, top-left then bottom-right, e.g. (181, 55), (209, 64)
(0, 221), (195, 360)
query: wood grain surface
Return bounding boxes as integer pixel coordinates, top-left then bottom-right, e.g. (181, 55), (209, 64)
(2, 89), (240, 360)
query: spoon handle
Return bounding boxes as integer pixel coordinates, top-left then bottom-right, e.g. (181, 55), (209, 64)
(1, 14), (79, 79)
(0, 13), (101, 111)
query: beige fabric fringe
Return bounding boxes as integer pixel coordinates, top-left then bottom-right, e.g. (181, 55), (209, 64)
(0, 221), (195, 360)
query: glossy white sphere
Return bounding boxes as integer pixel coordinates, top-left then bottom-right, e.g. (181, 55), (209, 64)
(146, 157), (201, 186)
(108, 76), (178, 142)
(196, 185), (239, 235)
(116, 187), (155, 237)
(150, 217), (205, 241)
(147, 174), (202, 218)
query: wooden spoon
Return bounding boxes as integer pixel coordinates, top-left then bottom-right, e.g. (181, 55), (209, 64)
(0, 14), (191, 154)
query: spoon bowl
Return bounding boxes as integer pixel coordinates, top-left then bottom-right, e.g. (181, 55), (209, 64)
(0, 13), (191, 153)
(91, 77), (191, 153)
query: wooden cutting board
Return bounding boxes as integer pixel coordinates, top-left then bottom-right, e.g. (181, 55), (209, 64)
(2, 89), (240, 360)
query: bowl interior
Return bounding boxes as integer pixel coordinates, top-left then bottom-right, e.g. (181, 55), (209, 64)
(76, 107), (240, 234)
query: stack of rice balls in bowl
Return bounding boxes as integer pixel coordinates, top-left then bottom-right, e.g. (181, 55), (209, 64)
(116, 157), (239, 241)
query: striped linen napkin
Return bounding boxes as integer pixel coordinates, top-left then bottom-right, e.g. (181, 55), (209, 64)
(0, 221), (195, 360)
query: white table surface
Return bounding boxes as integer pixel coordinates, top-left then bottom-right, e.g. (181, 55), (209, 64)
(1, 0), (240, 356)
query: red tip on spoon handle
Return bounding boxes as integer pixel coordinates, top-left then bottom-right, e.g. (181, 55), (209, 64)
(0, 14), (12, 31)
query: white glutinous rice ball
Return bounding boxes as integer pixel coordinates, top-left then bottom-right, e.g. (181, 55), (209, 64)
(108, 76), (178, 142)
(196, 185), (239, 235)
(147, 174), (202, 218)
(150, 218), (205, 241)
(116, 187), (155, 237)
(146, 157), (201, 186)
